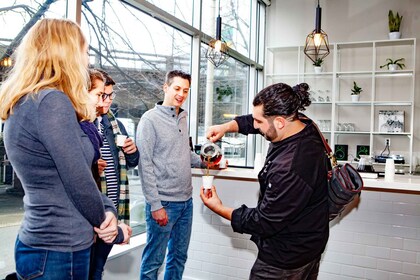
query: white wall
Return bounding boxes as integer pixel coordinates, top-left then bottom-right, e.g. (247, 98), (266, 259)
(265, 0), (420, 46)
(265, 0), (420, 158)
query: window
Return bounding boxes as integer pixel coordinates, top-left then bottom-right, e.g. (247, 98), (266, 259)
(201, 0), (251, 55)
(144, 0), (194, 25)
(81, 0), (193, 235)
(197, 53), (250, 166)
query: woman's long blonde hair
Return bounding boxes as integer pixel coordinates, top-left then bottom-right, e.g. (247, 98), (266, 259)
(0, 18), (94, 121)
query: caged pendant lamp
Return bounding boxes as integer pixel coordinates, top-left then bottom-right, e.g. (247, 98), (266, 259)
(304, 0), (330, 64)
(205, 0), (228, 67)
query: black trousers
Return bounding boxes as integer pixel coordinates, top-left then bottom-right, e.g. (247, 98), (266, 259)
(249, 256), (321, 280)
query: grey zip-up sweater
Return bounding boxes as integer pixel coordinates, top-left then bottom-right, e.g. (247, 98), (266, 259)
(136, 102), (202, 211)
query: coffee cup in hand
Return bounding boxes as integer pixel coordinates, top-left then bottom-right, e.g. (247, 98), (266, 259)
(202, 175), (214, 190)
(116, 135), (127, 147)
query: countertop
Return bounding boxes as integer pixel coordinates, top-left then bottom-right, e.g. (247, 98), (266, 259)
(192, 167), (420, 193)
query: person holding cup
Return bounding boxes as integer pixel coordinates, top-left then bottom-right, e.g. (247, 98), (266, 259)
(86, 69), (133, 280)
(203, 82), (330, 279)
(136, 70), (204, 280)
(87, 69), (138, 280)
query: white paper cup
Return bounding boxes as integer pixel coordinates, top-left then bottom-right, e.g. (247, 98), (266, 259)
(116, 135), (127, 147)
(384, 158), (395, 182)
(202, 175), (214, 190)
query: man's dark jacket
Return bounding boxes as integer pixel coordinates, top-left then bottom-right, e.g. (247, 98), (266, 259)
(231, 114), (329, 269)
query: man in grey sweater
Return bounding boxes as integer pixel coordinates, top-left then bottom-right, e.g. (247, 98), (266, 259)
(136, 70), (202, 280)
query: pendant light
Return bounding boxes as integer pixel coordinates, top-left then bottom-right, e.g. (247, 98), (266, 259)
(205, 0), (228, 67)
(0, 57), (12, 68)
(304, 0), (330, 63)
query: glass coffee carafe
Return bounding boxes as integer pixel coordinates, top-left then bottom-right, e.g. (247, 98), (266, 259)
(200, 141), (222, 165)
(357, 155), (375, 173)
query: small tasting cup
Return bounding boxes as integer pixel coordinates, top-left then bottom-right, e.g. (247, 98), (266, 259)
(202, 175), (214, 190)
(384, 158), (395, 182)
(116, 135), (128, 147)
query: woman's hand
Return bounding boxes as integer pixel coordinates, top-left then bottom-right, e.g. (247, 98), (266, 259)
(97, 159), (107, 174)
(94, 211), (118, 243)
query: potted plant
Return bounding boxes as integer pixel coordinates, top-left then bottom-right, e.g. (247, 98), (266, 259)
(216, 86), (233, 102)
(351, 81), (362, 102)
(313, 58), (324, 74)
(379, 58), (405, 71)
(388, 10), (403, 39)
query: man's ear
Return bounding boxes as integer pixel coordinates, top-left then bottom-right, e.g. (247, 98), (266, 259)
(163, 83), (168, 93)
(274, 116), (286, 129)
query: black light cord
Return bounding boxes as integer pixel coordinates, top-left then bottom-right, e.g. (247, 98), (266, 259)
(217, 139), (245, 147)
(380, 142), (390, 157)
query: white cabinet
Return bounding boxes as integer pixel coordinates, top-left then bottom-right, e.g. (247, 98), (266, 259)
(265, 39), (416, 173)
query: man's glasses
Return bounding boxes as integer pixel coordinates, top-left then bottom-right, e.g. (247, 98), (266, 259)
(102, 91), (116, 101)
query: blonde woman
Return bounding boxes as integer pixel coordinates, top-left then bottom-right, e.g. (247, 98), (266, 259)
(0, 19), (119, 279)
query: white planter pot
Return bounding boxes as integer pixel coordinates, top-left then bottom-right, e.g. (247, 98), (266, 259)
(351, 95), (360, 102)
(389, 32), (401, 40)
(314, 66), (322, 74)
(388, 64), (398, 71)
(221, 95), (232, 102)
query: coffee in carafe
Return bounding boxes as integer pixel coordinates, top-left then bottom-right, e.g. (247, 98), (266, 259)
(357, 155), (375, 173)
(200, 141), (222, 165)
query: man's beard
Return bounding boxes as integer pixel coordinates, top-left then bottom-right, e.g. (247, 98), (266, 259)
(260, 125), (277, 142)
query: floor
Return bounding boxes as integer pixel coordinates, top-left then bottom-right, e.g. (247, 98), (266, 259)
(0, 184), (24, 279)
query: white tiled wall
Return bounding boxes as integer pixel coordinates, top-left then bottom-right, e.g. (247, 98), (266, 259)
(184, 176), (259, 280)
(183, 176), (420, 280)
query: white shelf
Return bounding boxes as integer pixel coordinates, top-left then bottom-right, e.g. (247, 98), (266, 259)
(374, 70), (414, 76)
(311, 102), (332, 105)
(373, 101), (412, 106)
(265, 73), (300, 78)
(334, 131), (371, 135)
(265, 38), (416, 173)
(336, 71), (372, 77)
(303, 72), (334, 77)
(371, 132), (411, 136)
(336, 101), (371, 106)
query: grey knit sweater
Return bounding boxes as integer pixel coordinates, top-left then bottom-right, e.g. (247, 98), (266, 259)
(136, 102), (202, 211)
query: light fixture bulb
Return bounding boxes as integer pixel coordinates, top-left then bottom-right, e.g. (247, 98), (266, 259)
(314, 33), (322, 47)
(214, 40), (222, 52)
(1, 57), (12, 67)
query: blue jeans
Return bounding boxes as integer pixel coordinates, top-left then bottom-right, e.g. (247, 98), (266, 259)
(89, 238), (113, 280)
(140, 198), (193, 280)
(15, 237), (91, 280)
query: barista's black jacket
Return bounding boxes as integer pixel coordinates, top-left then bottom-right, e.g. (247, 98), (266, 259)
(231, 114), (329, 269)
